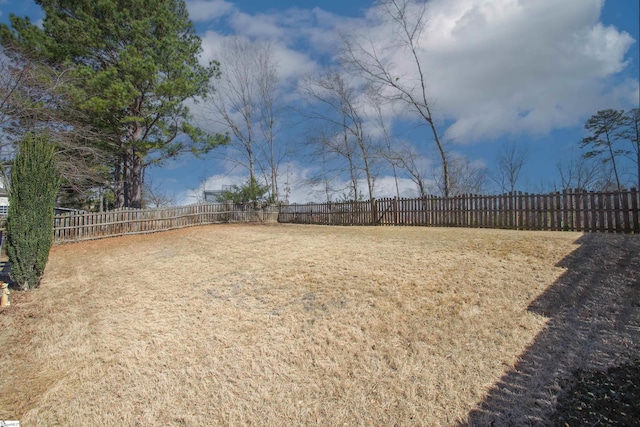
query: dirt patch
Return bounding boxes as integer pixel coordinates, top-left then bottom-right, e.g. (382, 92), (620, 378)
(0, 224), (638, 426)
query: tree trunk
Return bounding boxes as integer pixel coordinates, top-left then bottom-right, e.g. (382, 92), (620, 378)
(98, 186), (104, 212)
(344, 127), (358, 199)
(358, 137), (375, 201)
(636, 140), (639, 191)
(248, 145), (255, 184)
(129, 148), (143, 208)
(113, 156), (125, 209)
(269, 140), (278, 201)
(430, 120), (450, 197)
(606, 133), (622, 191)
(123, 150), (132, 207)
(392, 163), (400, 199)
(417, 177), (426, 199)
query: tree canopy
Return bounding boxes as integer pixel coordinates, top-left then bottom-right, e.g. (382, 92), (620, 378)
(215, 176), (270, 207)
(1, 0), (228, 208)
(580, 109), (631, 191)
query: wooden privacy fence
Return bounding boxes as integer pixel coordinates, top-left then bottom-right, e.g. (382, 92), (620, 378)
(53, 203), (279, 243)
(278, 188), (640, 233)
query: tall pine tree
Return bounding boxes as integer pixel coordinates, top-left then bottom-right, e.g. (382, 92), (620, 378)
(580, 109), (629, 191)
(1, 0), (228, 208)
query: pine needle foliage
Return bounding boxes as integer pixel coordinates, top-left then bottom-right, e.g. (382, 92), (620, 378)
(215, 176), (270, 208)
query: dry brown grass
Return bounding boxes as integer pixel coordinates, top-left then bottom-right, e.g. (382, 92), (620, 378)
(0, 224), (638, 426)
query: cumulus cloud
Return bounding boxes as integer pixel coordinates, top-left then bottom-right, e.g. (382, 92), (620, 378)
(345, 0), (636, 143)
(176, 0), (637, 204)
(228, 12), (286, 41)
(176, 172), (242, 206)
(199, 26), (317, 88)
(175, 161), (423, 206)
(286, 169), (423, 202)
(186, 0), (234, 21)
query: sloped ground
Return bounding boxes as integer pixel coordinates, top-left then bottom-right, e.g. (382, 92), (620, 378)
(464, 232), (640, 426)
(0, 224), (637, 426)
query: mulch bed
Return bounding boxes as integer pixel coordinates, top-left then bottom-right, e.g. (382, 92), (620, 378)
(551, 359), (640, 426)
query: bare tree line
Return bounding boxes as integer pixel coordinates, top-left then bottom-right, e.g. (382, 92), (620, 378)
(2, 0), (638, 211)
(205, 38), (285, 202)
(205, 0), (638, 203)
(0, 47), (112, 207)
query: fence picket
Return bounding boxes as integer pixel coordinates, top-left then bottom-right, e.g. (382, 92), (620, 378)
(52, 189), (640, 242)
(53, 203), (280, 243)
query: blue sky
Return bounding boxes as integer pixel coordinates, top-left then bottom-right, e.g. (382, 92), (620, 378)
(1, 0), (639, 204)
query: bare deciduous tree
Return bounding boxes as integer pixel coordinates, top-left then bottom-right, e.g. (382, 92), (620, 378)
(304, 127), (352, 203)
(207, 38), (283, 201)
(142, 177), (175, 208)
(369, 91), (401, 199)
(342, 0), (450, 196)
(300, 69), (378, 201)
(620, 108), (640, 190)
(255, 43), (284, 200)
(491, 141), (528, 193)
(431, 154), (487, 196)
(383, 141), (430, 198)
(306, 123), (362, 201)
(556, 148), (606, 191)
(0, 46), (111, 203)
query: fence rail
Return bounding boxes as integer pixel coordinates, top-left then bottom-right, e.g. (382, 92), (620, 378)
(278, 188), (640, 233)
(51, 189), (640, 242)
(53, 203), (279, 243)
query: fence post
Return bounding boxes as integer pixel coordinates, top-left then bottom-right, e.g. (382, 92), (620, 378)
(577, 189), (585, 232)
(613, 191), (621, 233)
(605, 192), (614, 233)
(596, 192), (604, 232)
(52, 188), (640, 241)
(622, 189), (630, 233)
(391, 197), (397, 226)
(631, 188), (639, 233)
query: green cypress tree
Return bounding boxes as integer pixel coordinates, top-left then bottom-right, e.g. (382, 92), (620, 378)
(6, 132), (60, 290)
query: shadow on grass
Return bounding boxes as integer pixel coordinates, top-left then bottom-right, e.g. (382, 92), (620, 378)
(461, 233), (640, 426)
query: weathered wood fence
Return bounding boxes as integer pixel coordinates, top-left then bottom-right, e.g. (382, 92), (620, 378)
(52, 189), (640, 242)
(53, 203), (279, 243)
(278, 188), (640, 233)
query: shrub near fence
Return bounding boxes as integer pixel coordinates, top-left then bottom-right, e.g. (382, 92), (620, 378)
(278, 188), (640, 233)
(53, 203), (279, 243)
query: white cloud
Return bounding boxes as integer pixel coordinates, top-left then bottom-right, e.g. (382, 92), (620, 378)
(199, 28), (316, 86)
(271, 43), (317, 83)
(176, 172), (241, 206)
(178, 0), (637, 204)
(198, 30), (225, 65)
(345, 0), (636, 143)
(283, 170), (424, 203)
(174, 161), (424, 206)
(186, 0), (234, 21)
(293, 168), (424, 202)
(229, 12), (286, 40)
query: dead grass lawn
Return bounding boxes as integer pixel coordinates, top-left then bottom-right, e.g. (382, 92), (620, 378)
(0, 224), (638, 426)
